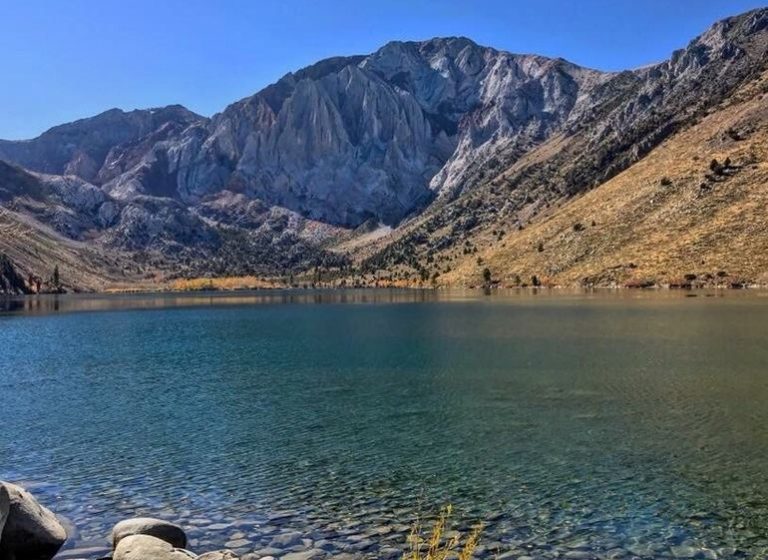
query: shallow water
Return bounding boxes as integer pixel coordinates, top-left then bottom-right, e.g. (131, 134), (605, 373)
(1, 290), (767, 559)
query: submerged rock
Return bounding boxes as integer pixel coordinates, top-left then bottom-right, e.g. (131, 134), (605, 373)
(0, 482), (67, 560)
(111, 517), (187, 549)
(281, 550), (324, 560)
(113, 534), (196, 560)
(52, 545), (111, 559)
(197, 551), (240, 560)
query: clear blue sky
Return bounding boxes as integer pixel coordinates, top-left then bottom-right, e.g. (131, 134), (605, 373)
(0, 0), (764, 139)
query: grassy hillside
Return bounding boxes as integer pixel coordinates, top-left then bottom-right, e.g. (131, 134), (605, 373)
(440, 71), (768, 288)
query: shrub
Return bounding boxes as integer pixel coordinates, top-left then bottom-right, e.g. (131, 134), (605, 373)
(406, 505), (482, 560)
(660, 176), (672, 186)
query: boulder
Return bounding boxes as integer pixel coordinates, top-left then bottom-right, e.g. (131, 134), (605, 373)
(0, 485), (9, 542)
(113, 534), (196, 560)
(111, 517), (187, 549)
(0, 482), (67, 560)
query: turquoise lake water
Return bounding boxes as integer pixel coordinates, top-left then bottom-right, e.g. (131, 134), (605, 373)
(1, 290), (767, 559)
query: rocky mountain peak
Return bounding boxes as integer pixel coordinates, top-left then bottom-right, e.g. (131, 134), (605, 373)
(0, 105), (205, 183)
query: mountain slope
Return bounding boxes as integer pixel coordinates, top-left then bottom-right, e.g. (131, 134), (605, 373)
(441, 68), (768, 287)
(0, 205), (135, 292)
(358, 7), (768, 286)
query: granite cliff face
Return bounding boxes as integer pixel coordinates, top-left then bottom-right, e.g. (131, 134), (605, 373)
(96, 38), (609, 227)
(0, 8), (767, 289)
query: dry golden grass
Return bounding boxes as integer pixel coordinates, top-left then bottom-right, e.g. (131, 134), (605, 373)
(406, 505), (482, 560)
(442, 71), (768, 288)
(169, 276), (282, 291)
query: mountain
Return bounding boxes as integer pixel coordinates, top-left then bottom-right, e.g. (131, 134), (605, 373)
(0, 106), (203, 182)
(0, 40), (609, 229)
(360, 7), (768, 285)
(0, 7), (767, 292)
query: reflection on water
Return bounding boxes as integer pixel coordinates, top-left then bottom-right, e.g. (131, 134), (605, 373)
(1, 287), (764, 317)
(0, 289), (444, 315)
(1, 290), (767, 559)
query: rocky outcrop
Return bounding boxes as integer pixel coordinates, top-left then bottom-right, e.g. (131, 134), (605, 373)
(0, 482), (67, 560)
(0, 254), (29, 295)
(111, 517), (187, 549)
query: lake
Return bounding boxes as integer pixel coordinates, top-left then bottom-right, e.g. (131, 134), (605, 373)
(1, 290), (767, 559)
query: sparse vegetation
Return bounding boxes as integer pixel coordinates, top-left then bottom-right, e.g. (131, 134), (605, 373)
(406, 505), (482, 560)
(170, 276), (281, 291)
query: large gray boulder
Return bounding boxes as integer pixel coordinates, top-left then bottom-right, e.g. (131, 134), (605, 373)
(0, 482), (67, 560)
(0, 485), (9, 542)
(111, 517), (187, 549)
(113, 534), (196, 560)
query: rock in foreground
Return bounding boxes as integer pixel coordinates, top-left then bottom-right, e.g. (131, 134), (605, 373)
(111, 517), (187, 549)
(113, 534), (196, 560)
(0, 484), (9, 540)
(0, 482), (67, 560)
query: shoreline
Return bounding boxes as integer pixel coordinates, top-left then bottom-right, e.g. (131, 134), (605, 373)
(6, 282), (768, 298)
